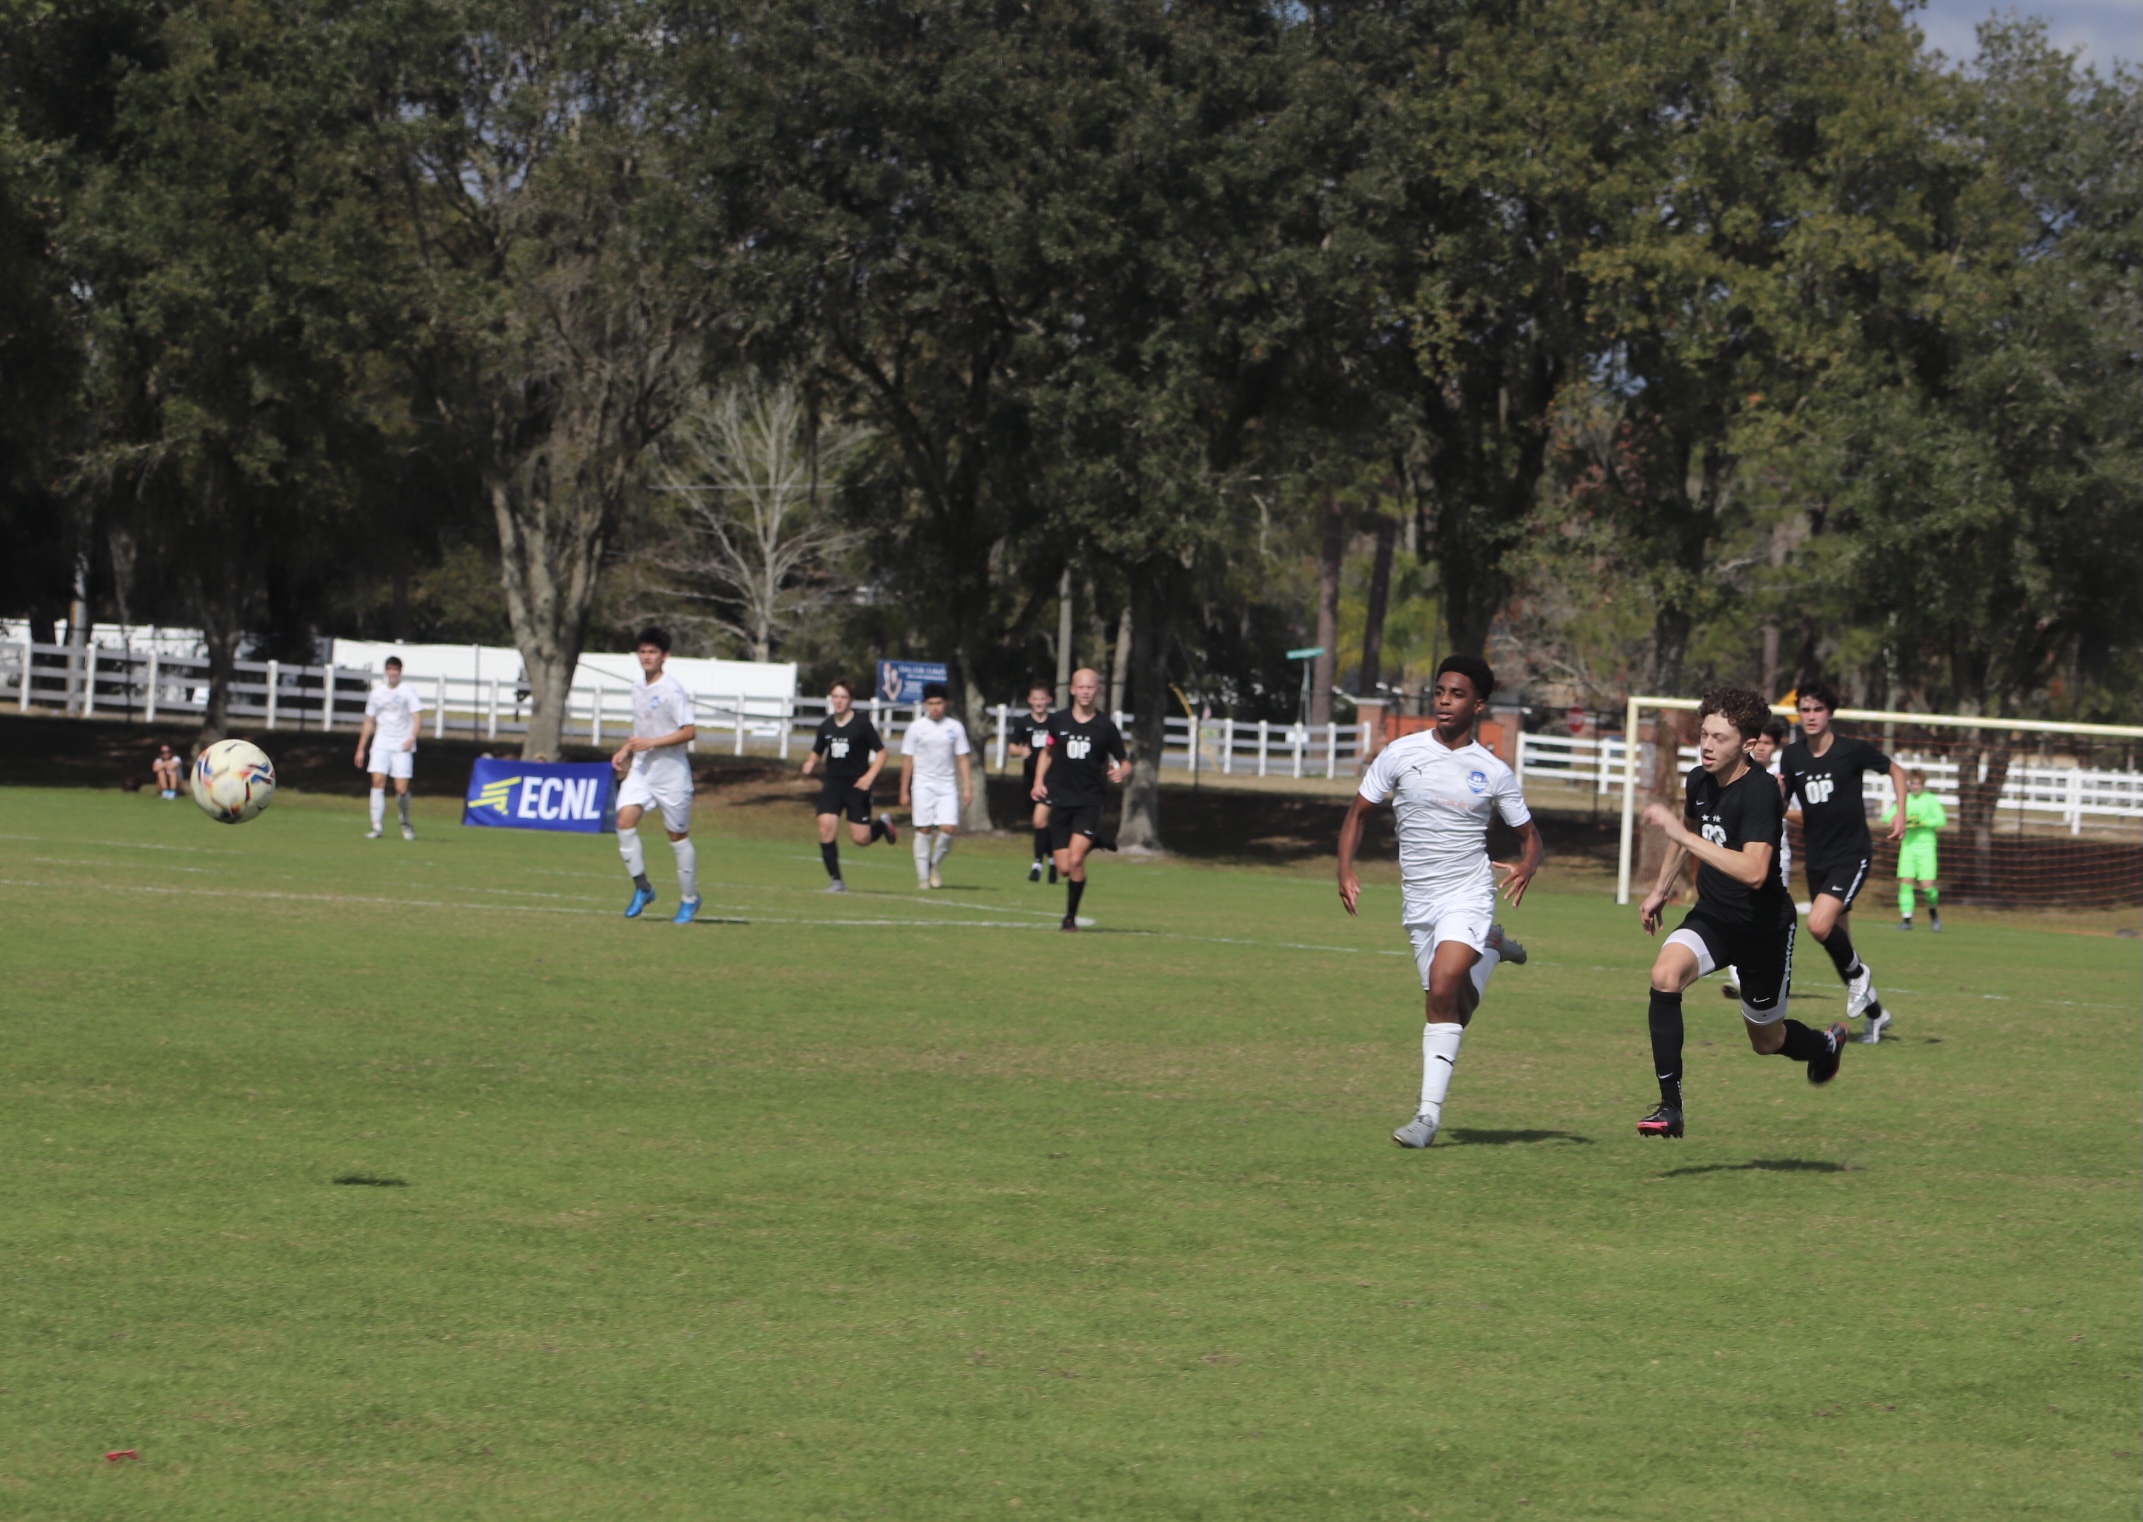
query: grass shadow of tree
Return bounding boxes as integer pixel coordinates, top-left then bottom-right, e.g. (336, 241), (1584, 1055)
(1658, 1158), (1847, 1178)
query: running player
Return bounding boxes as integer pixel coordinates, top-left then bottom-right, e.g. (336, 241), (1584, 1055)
(611, 627), (700, 923)
(800, 677), (895, 893)
(1031, 667), (1129, 932)
(354, 656), (425, 840)
(1005, 681), (1057, 882)
(1780, 681), (1907, 1041)
(1721, 714), (1792, 1002)
(1636, 686), (1847, 1140)
(1336, 655), (1541, 1148)
(899, 682), (973, 889)
(1882, 769), (1946, 938)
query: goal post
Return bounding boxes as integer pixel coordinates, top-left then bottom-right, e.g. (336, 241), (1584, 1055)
(1616, 697), (2143, 910)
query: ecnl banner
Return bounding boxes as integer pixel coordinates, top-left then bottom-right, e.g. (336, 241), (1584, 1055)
(461, 758), (616, 833)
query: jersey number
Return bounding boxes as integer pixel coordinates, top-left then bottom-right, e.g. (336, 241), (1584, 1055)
(1802, 776), (1834, 804)
(1066, 737), (1091, 759)
(1701, 821), (1728, 847)
(829, 741), (849, 759)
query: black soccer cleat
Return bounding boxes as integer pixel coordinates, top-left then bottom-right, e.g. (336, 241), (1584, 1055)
(1059, 915), (1079, 933)
(1028, 860), (1043, 882)
(1807, 1023), (1848, 1085)
(1637, 1104), (1685, 1140)
(1047, 862), (1059, 885)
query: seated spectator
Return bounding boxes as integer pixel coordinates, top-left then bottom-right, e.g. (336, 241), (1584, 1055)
(152, 742), (182, 799)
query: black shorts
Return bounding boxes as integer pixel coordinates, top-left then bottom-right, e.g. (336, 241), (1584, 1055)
(1804, 856), (1871, 912)
(815, 783), (875, 825)
(1048, 801), (1104, 851)
(1670, 908), (1796, 1023)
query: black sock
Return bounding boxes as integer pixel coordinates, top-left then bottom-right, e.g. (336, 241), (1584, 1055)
(1066, 878), (1086, 918)
(1822, 923), (1860, 982)
(633, 872), (652, 894)
(1778, 1018), (1824, 1063)
(820, 841), (841, 879)
(1033, 827), (1050, 861)
(1648, 989), (1684, 1110)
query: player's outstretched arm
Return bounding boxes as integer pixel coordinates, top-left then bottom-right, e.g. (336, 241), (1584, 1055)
(1641, 801), (1772, 886)
(1884, 761), (1910, 840)
(354, 716), (374, 769)
(1335, 793), (1377, 916)
(957, 749), (974, 805)
(1493, 819), (1545, 909)
(1030, 748), (1052, 802)
(899, 751), (914, 808)
(857, 747), (887, 790)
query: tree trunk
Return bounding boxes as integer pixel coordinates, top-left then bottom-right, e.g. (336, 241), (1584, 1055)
(194, 612), (242, 750)
(1955, 734), (2012, 901)
(493, 471), (603, 763)
(960, 663), (996, 833)
(1117, 567), (1173, 853)
(1633, 708), (1697, 894)
(1109, 602), (1133, 716)
(1312, 494), (1342, 724)
(1358, 512), (1396, 694)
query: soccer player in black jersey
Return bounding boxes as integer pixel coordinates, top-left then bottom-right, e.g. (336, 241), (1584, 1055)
(1635, 686), (1848, 1140)
(1781, 680), (1908, 1041)
(799, 678), (896, 893)
(1031, 667), (1130, 932)
(1005, 681), (1057, 883)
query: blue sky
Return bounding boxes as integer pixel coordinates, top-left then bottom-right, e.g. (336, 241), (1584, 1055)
(1912, 0), (2136, 70)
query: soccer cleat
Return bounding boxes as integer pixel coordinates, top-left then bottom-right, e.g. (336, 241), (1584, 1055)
(1392, 1113), (1439, 1148)
(1845, 963), (1877, 1019)
(624, 885), (657, 918)
(879, 814), (898, 846)
(1862, 1009), (1890, 1045)
(1636, 1104), (1685, 1139)
(672, 897), (700, 925)
(916, 877), (933, 891)
(401, 824), (416, 842)
(364, 826), (383, 840)
(824, 879), (848, 894)
(1897, 918), (1912, 931)
(929, 865), (943, 889)
(1486, 923), (1527, 966)
(1807, 1023), (1848, 1084)
(1929, 912), (1943, 932)
(1060, 915), (1079, 933)
(1028, 860), (1043, 883)
(1048, 862), (1059, 885)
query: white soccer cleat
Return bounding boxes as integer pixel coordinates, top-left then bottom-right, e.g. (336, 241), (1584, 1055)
(1862, 1009), (1891, 1044)
(1487, 923), (1527, 966)
(823, 879), (848, 894)
(364, 826), (383, 839)
(1846, 963), (1877, 1019)
(401, 824), (416, 842)
(928, 865), (943, 889)
(1392, 1113), (1440, 1149)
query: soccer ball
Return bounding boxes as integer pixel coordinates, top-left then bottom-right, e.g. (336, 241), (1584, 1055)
(191, 739), (277, 824)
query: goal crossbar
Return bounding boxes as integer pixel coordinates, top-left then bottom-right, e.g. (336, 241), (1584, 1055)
(1614, 696), (2143, 904)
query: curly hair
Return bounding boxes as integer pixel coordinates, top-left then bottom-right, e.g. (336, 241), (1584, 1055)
(1698, 686), (1770, 741)
(1799, 678), (1840, 713)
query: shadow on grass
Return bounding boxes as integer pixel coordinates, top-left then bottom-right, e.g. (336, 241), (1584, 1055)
(332, 1175), (410, 1187)
(1444, 1128), (1593, 1147)
(1658, 1158), (1847, 1178)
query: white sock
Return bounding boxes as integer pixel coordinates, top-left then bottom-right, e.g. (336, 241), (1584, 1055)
(1469, 946), (1500, 1002)
(1419, 1022), (1465, 1121)
(619, 826), (645, 878)
(672, 837), (697, 901)
(369, 788), (385, 828)
(913, 829), (933, 878)
(931, 833), (954, 867)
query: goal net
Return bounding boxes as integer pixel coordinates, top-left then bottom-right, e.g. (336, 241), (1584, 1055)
(1614, 699), (2143, 913)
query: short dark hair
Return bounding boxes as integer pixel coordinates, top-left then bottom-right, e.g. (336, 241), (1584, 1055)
(1699, 686), (1770, 740)
(828, 678), (856, 699)
(1434, 654), (1495, 702)
(636, 626), (672, 653)
(921, 681), (948, 702)
(1761, 715), (1792, 743)
(1027, 679), (1054, 697)
(1799, 679), (1840, 712)
(384, 656), (403, 670)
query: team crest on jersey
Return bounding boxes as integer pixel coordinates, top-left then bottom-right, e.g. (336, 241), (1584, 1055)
(1467, 770), (1488, 794)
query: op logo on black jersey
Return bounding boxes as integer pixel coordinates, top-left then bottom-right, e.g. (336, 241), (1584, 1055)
(1802, 776), (1835, 804)
(1066, 737), (1092, 759)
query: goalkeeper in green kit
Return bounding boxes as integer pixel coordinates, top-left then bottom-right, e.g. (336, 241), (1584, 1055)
(1882, 770), (1946, 932)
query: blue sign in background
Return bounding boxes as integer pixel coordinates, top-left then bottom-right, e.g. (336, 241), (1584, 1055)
(461, 758), (616, 833)
(877, 659), (949, 704)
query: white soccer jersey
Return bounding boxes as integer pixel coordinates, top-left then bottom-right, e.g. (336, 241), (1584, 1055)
(364, 680), (426, 749)
(1358, 729), (1532, 915)
(901, 714), (971, 787)
(630, 671), (694, 778)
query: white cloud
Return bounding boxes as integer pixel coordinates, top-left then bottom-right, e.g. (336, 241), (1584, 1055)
(1912, 0), (2138, 71)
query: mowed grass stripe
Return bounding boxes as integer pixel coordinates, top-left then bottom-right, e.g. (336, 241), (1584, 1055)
(0, 786), (2135, 1520)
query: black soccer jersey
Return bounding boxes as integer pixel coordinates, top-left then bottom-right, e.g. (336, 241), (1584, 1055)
(1008, 709), (1055, 782)
(1781, 733), (1891, 867)
(1684, 763), (1791, 929)
(1041, 709), (1127, 806)
(812, 715), (883, 787)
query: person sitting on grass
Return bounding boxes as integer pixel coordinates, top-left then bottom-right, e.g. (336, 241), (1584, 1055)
(151, 742), (182, 799)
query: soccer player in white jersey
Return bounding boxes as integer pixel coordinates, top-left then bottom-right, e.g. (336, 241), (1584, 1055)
(354, 656), (426, 840)
(611, 627), (700, 923)
(899, 681), (973, 889)
(1336, 655), (1544, 1149)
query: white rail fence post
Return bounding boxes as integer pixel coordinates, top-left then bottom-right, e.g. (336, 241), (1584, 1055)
(145, 651), (160, 723)
(590, 685), (603, 748)
(82, 646), (98, 719)
(1222, 717), (1235, 775)
(1257, 719), (1270, 778)
(17, 638), (30, 712)
(733, 693), (746, 756)
(993, 703), (1008, 771)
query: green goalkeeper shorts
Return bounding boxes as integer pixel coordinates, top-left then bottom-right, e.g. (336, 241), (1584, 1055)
(1897, 838), (1938, 881)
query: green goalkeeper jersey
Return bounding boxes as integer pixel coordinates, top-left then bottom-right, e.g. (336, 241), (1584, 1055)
(1881, 790), (1947, 844)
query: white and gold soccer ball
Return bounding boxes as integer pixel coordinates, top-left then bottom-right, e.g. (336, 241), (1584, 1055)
(191, 739), (277, 824)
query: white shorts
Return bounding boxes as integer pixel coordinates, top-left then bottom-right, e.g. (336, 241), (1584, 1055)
(618, 764), (694, 834)
(911, 782), (961, 829)
(367, 745), (415, 780)
(1403, 893), (1495, 991)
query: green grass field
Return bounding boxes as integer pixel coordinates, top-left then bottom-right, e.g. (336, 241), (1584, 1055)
(2, 783), (2136, 1520)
